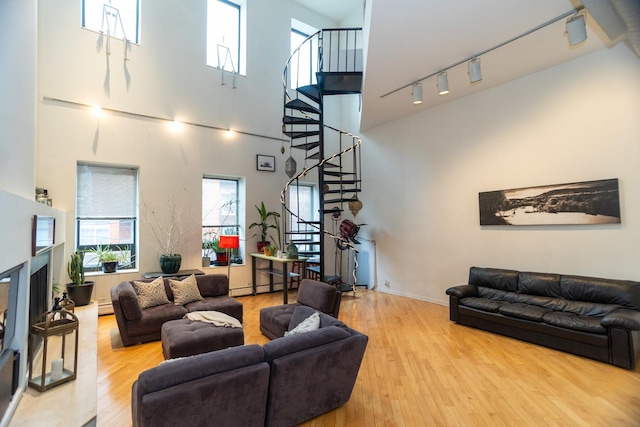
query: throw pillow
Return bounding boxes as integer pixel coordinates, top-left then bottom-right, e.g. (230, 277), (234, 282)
(169, 274), (204, 305)
(132, 277), (170, 309)
(284, 311), (320, 336)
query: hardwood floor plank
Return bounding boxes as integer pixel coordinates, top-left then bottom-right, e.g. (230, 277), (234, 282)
(97, 289), (640, 426)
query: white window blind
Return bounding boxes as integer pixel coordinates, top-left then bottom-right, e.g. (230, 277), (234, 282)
(76, 164), (137, 218)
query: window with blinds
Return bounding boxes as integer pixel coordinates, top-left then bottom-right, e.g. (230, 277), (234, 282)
(76, 163), (138, 271)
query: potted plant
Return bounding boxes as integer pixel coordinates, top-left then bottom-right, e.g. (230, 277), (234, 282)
(66, 250), (95, 306)
(92, 244), (119, 273)
(249, 202), (280, 252)
(202, 232), (216, 267)
(211, 237), (229, 266)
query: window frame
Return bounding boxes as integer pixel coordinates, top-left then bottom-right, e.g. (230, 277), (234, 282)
(207, 0), (247, 76)
(202, 176), (244, 265)
(81, 0), (141, 45)
(75, 163), (138, 273)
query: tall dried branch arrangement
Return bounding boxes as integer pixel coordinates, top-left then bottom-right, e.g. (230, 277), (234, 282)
(142, 193), (193, 256)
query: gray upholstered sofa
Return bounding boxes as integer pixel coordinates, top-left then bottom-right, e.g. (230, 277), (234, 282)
(446, 267), (640, 369)
(131, 306), (368, 427)
(111, 274), (242, 346)
(259, 278), (341, 339)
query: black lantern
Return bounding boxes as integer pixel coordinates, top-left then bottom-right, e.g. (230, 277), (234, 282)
(28, 298), (79, 392)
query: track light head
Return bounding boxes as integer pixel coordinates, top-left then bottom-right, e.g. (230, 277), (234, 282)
(566, 13), (587, 46)
(437, 72), (449, 95)
(468, 58), (482, 83)
(412, 82), (423, 105)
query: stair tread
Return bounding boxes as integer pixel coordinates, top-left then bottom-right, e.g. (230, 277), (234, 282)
(323, 197), (356, 204)
(292, 142), (319, 150)
(317, 72), (363, 95)
(324, 188), (361, 194)
(324, 180), (361, 184)
(285, 98), (320, 114)
(324, 171), (356, 177)
(297, 85), (321, 103)
(283, 115), (321, 125)
(284, 130), (320, 139)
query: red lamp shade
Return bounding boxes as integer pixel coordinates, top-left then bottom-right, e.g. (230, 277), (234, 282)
(219, 235), (240, 249)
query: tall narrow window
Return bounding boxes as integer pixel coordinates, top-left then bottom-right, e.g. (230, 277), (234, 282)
(207, 0), (246, 75)
(76, 164), (138, 271)
(288, 183), (318, 254)
(202, 177), (242, 265)
(82, 0), (141, 44)
(290, 20), (318, 89)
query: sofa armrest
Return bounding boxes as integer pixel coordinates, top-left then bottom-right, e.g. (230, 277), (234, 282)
(112, 282), (143, 320)
(446, 285), (478, 299)
(602, 309), (640, 330)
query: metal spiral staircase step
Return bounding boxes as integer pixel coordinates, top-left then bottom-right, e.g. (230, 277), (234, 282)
(296, 85), (321, 103)
(323, 188), (361, 195)
(284, 130), (320, 139)
(292, 141), (320, 150)
(284, 98), (320, 114)
(324, 170), (356, 177)
(324, 179), (361, 185)
(283, 115), (321, 125)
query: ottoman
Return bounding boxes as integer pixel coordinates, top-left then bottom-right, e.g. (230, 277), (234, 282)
(161, 318), (244, 359)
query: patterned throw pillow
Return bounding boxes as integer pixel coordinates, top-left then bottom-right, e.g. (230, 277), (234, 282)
(169, 274), (204, 305)
(132, 277), (170, 309)
(284, 311), (320, 336)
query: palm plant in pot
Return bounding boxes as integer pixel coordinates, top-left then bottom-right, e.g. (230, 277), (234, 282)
(249, 202), (280, 252)
(66, 250), (95, 306)
(92, 244), (119, 273)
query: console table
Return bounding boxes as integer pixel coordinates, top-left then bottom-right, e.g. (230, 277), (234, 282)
(142, 269), (204, 279)
(250, 253), (307, 304)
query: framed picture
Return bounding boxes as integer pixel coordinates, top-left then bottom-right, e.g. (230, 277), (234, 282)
(256, 155), (275, 172)
(479, 178), (621, 226)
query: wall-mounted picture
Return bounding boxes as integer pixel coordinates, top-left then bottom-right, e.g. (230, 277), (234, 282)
(479, 178), (621, 226)
(256, 154), (275, 172)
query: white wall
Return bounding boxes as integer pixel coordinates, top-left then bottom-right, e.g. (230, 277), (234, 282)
(0, 0), (37, 199)
(358, 44), (640, 304)
(36, 0), (338, 304)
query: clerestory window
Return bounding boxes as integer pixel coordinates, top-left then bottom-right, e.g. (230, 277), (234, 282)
(207, 0), (247, 76)
(82, 0), (141, 44)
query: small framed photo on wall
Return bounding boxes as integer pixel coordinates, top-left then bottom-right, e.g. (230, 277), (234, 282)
(256, 155), (275, 172)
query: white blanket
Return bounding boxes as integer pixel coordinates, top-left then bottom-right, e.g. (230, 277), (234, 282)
(185, 310), (243, 328)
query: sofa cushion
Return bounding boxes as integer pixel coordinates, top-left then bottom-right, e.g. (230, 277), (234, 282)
(133, 277), (170, 309)
(478, 287), (518, 303)
(542, 311), (607, 334)
(560, 275), (640, 310)
(169, 275), (204, 305)
(518, 272), (561, 298)
(126, 303), (188, 337)
(285, 311), (320, 336)
(469, 267), (519, 292)
(460, 297), (505, 313)
(296, 280), (338, 315)
(498, 303), (551, 322)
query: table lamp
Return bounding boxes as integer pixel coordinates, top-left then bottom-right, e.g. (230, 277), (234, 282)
(219, 235), (240, 291)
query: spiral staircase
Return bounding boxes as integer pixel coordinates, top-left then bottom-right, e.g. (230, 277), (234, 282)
(280, 28), (364, 289)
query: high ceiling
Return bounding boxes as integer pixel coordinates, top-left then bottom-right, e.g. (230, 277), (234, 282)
(292, 1), (634, 131)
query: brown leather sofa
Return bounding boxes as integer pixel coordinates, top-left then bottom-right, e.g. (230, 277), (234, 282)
(111, 274), (242, 346)
(446, 267), (640, 369)
(131, 306), (368, 427)
(259, 278), (341, 339)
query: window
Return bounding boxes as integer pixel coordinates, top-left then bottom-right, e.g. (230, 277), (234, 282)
(202, 177), (242, 264)
(288, 183), (318, 253)
(76, 164), (138, 271)
(290, 20), (318, 89)
(82, 0), (141, 44)
(207, 0), (246, 75)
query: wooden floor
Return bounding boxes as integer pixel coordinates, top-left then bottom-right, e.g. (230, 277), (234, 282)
(97, 289), (640, 426)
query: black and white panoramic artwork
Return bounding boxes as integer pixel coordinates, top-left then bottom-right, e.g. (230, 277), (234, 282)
(479, 178), (621, 226)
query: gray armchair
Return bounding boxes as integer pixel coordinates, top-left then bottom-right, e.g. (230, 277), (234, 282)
(259, 278), (341, 339)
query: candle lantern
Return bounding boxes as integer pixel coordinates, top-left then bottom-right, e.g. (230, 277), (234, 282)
(28, 298), (79, 392)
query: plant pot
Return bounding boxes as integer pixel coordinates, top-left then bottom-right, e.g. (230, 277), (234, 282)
(160, 254), (182, 274)
(215, 251), (228, 266)
(66, 281), (95, 307)
(257, 241), (270, 252)
(102, 261), (118, 273)
(202, 256), (211, 267)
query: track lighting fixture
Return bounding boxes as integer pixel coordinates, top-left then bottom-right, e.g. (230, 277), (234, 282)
(566, 13), (587, 46)
(412, 82), (423, 104)
(437, 72), (449, 95)
(385, 6), (586, 104)
(468, 58), (482, 83)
